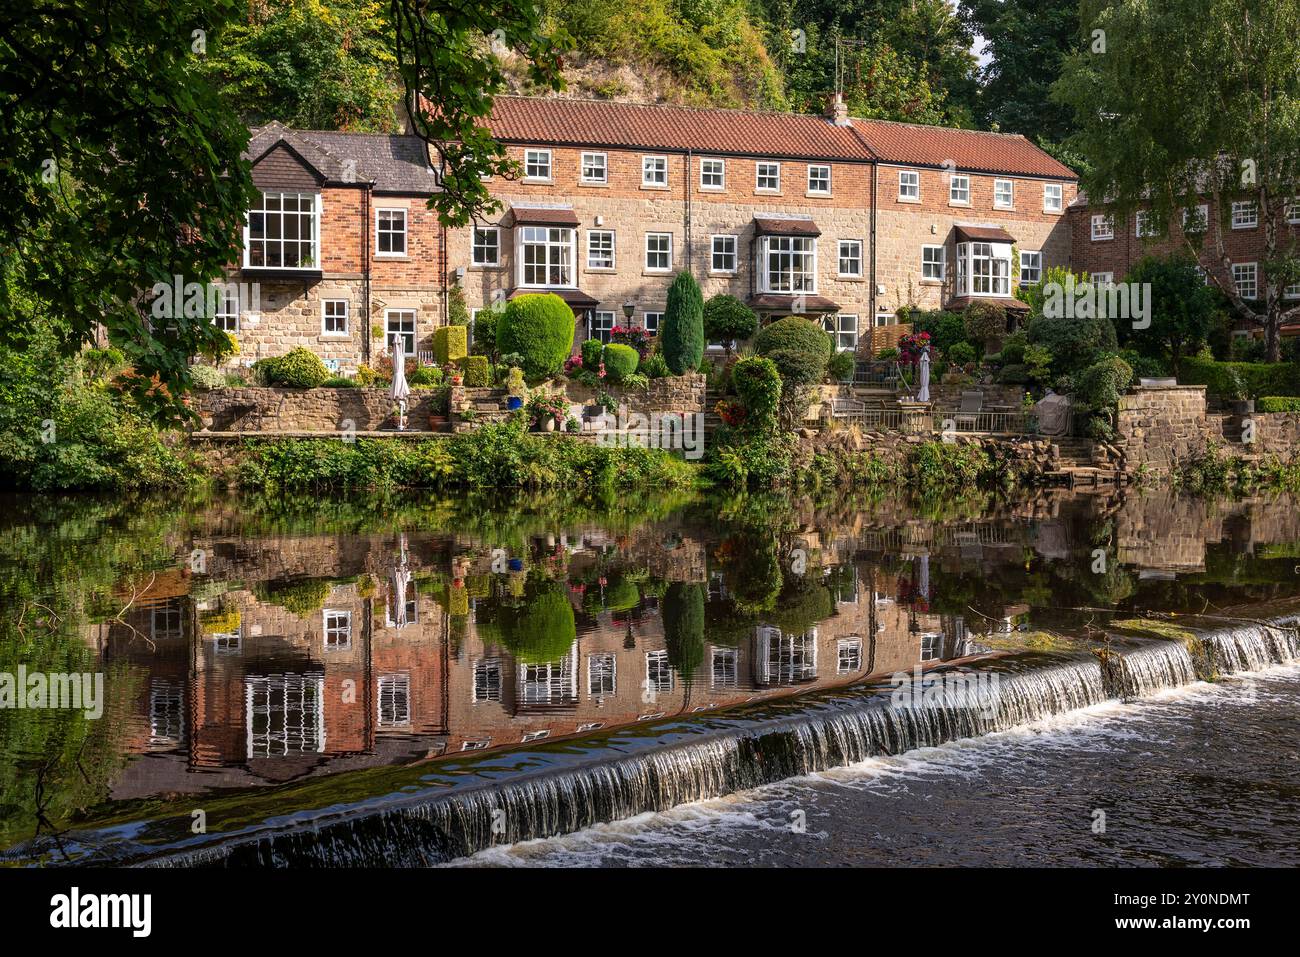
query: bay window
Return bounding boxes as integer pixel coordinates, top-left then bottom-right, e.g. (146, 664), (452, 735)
(758, 235), (817, 293)
(519, 226), (575, 287)
(955, 241), (1011, 297)
(244, 191), (319, 269)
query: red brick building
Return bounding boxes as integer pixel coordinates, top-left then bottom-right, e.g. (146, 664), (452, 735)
(219, 96), (1079, 366)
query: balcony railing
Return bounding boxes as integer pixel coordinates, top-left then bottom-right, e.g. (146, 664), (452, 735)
(831, 404), (1041, 437)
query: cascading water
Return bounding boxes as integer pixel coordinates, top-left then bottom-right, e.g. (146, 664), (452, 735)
(12, 616), (1298, 869)
(1108, 641), (1198, 698)
(1202, 621), (1300, 676)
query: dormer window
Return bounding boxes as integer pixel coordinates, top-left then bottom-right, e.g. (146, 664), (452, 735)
(244, 191), (319, 269)
(955, 241), (1011, 297)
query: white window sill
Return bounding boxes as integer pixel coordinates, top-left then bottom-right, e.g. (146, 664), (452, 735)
(641, 183), (670, 191)
(920, 278), (943, 286)
(318, 334), (351, 341)
(994, 205), (1015, 212)
(585, 266), (616, 274)
(837, 274), (865, 282)
(897, 196), (920, 204)
(754, 189), (782, 196)
(469, 262), (503, 270)
(578, 181), (609, 188)
(806, 192), (832, 199)
(522, 177), (552, 185)
(948, 200), (971, 208)
(643, 269), (672, 276)
(700, 185), (725, 192)
(375, 254), (409, 260)
(1044, 207), (1063, 215)
(1232, 224), (1258, 230)
(710, 269), (738, 277)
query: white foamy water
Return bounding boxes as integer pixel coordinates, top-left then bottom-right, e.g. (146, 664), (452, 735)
(452, 664), (1300, 868)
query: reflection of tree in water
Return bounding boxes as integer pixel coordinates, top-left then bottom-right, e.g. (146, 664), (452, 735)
(474, 575), (576, 664)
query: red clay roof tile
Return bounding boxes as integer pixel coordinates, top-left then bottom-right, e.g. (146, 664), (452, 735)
(487, 96), (870, 162)
(851, 118), (1076, 179)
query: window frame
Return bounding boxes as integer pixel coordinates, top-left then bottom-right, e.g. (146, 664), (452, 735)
(921, 244), (946, 282)
(579, 151), (608, 185)
(955, 241), (1011, 297)
(645, 232), (673, 272)
(243, 190), (320, 270)
(700, 158), (725, 190)
(321, 299), (349, 336)
(213, 286), (240, 332)
(1232, 262), (1259, 299)
(758, 235), (817, 294)
(590, 311), (615, 344)
(837, 239), (863, 278)
(518, 225), (576, 287)
(384, 308), (417, 357)
(1091, 214), (1115, 241)
(642, 154), (668, 188)
(1019, 250), (1042, 285)
(755, 161), (781, 193)
(471, 226), (501, 267)
(1043, 183), (1064, 213)
(993, 179), (1014, 210)
(523, 148), (552, 181)
(586, 229), (616, 270)
(711, 234), (738, 274)
(898, 169), (920, 201)
(1232, 201), (1259, 230)
(824, 314), (858, 353)
(807, 164), (832, 196)
(374, 207), (408, 257)
(949, 173), (970, 205)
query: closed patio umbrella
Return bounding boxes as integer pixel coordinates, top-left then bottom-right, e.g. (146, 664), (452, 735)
(390, 335), (410, 430)
(917, 347), (931, 403)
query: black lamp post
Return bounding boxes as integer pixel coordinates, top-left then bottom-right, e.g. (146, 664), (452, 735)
(622, 301), (635, 322)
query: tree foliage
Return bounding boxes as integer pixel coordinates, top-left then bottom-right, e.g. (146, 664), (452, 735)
(205, 0), (400, 131)
(1120, 255), (1216, 374)
(1055, 0), (1300, 359)
(662, 271), (705, 375)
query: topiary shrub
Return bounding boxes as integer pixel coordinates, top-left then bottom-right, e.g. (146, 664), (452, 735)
(662, 271), (705, 374)
(433, 325), (468, 365)
(469, 306), (501, 359)
(754, 317), (833, 385)
(602, 343), (639, 381)
(947, 341), (977, 366)
(458, 354), (490, 387)
(732, 355), (782, 434)
(581, 338), (604, 371)
(253, 347), (329, 388)
(496, 293), (576, 379)
(703, 294), (758, 354)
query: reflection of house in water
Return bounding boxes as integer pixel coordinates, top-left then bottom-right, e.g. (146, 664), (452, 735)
(91, 527), (996, 803)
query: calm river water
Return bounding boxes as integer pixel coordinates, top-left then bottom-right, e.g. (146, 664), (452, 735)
(1, 486), (1298, 866)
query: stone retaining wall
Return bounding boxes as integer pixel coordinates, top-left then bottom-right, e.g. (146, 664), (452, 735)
(196, 386), (443, 432)
(564, 373), (706, 416)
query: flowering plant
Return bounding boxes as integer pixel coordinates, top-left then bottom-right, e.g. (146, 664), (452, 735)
(898, 331), (931, 366)
(526, 392), (568, 428)
(715, 398), (747, 428)
(611, 324), (652, 355)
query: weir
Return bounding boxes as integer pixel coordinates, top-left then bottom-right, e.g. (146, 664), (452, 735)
(11, 616), (1297, 869)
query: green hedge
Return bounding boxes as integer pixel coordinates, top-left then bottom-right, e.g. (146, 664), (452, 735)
(1179, 357), (1300, 398)
(496, 293), (576, 379)
(457, 354), (490, 387)
(433, 325), (468, 365)
(1258, 396), (1300, 413)
(253, 347), (328, 388)
(602, 343), (639, 381)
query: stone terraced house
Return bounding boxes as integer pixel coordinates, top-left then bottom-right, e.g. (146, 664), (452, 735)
(220, 95), (1082, 369)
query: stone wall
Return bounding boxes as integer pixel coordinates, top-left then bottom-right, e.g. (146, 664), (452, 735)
(1114, 384), (1211, 471)
(565, 373), (706, 417)
(196, 386), (443, 432)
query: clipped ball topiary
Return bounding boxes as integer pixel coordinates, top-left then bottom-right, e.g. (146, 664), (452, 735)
(703, 294), (758, 353)
(661, 271), (705, 375)
(754, 317), (833, 385)
(496, 293), (576, 379)
(732, 355), (782, 433)
(581, 338), (604, 371)
(254, 346), (329, 388)
(602, 343), (639, 381)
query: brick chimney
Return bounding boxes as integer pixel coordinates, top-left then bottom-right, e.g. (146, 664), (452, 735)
(826, 92), (850, 127)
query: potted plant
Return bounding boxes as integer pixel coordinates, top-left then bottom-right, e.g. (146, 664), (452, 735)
(505, 366), (527, 410)
(1225, 368), (1253, 415)
(527, 392), (567, 432)
(427, 386), (451, 431)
